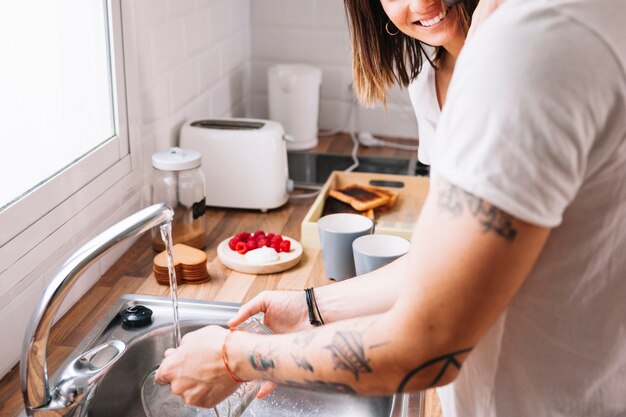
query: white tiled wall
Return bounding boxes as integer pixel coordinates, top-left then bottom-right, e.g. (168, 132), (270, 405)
(135, 0), (251, 157)
(249, 0), (418, 139)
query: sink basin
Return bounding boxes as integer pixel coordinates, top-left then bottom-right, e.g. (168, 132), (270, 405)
(44, 294), (419, 417)
(287, 152), (429, 186)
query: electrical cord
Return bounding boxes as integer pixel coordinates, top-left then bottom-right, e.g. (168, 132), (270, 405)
(318, 83), (357, 136)
(318, 126), (346, 137)
(289, 181), (322, 200)
(359, 89), (419, 152)
(289, 189), (322, 200)
(357, 132), (419, 152)
(345, 130), (360, 172)
(317, 96), (360, 172)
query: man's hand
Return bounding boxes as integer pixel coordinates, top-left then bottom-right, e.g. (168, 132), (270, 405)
(155, 325), (239, 409)
(227, 290), (312, 398)
(228, 290), (311, 334)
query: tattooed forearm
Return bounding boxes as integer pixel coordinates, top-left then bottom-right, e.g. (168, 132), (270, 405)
(284, 379), (357, 394)
(437, 178), (518, 241)
(248, 348), (276, 372)
(325, 331), (372, 380)
(291, 353), (314, 372)
(396, 347), (473, 393)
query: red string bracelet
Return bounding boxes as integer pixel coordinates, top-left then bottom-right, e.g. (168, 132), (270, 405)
(221, 328), (246, 384)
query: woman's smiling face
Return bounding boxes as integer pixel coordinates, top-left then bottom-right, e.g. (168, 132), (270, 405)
(380, 0), (465, 49)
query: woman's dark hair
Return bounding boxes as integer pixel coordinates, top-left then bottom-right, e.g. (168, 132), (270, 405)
(343, 0), (478, 106)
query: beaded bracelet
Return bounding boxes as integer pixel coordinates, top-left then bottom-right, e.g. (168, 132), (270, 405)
(220, 328), (246, 383)
(305, 287), (325, 326)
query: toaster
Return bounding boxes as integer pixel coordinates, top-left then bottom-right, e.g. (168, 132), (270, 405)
(180, 117), (290, 211)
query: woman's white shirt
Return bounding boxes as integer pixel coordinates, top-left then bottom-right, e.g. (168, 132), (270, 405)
(407, 58), (440, 166)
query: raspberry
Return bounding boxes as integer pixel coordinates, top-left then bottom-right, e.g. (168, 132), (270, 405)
(257, 238), (268, 248)
(237, 232), (250, 242)
(266, 233), (275, 242)
(253, 230), (266, 240)
(246, 240), (258, 251)
(270, 234), (283, 244)
(279, 240), (291, 253)
(271, 243), (281, 252)
(235, 241), (248, 254)
(228, 237), (240, 251)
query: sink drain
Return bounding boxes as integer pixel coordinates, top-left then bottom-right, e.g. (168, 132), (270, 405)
(121, 305), (153, 328)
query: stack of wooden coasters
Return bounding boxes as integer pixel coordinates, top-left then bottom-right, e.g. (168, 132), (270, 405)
(153, 243), (209, 285)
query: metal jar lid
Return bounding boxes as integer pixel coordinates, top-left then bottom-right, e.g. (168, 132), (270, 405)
(151, 147), (201, 171)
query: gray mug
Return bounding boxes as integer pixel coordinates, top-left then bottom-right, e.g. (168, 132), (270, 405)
(317, 213), (374, 280)
(352, 234), (410, 275)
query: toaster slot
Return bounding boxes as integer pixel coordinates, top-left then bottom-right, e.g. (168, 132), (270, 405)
(190, 119), (265, 130)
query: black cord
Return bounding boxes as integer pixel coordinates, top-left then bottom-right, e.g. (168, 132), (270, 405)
(305, 288), (324, 327)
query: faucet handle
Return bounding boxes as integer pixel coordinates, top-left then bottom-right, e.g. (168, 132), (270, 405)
(51, 340), (126, 406)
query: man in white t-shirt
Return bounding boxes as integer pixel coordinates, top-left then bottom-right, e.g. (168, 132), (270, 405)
(155, 0), (625, 415)
(432, 0), (626, 415)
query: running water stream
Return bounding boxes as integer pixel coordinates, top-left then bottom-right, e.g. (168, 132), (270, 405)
(160, 223), (182, 347)
(141, 221), (266, 417)
(141, 222), (222, 417)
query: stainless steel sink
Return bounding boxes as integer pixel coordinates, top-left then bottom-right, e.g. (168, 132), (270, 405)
(287, 152), (429, 186)
(46, 294), (420, 417)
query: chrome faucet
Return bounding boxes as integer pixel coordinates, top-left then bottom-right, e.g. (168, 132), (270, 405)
(20, 203), (174, 417)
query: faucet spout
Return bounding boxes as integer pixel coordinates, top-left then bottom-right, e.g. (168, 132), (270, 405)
(20, 203), (174, 416)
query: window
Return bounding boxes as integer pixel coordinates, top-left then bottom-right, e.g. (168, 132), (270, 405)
(0, 0), (134, 247)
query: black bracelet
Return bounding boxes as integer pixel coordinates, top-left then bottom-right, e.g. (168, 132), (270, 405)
(310, 288), (325, 326)
(305, 288), (324, 326)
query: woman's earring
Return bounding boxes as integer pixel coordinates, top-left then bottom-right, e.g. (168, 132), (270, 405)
(385, 21), (400, 36)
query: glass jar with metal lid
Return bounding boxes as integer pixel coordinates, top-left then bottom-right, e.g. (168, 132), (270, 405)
(151, 147), (207, 251)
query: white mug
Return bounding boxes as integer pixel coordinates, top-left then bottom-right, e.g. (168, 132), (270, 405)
(352, 234), (410, 275)
(317, 213), (374, 280)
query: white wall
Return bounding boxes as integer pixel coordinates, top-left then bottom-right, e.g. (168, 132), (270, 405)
(249, 0), (418, 139)
(134, 0), (252, 193)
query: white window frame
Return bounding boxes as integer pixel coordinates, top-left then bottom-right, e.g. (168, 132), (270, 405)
(0, 0), (142, 277)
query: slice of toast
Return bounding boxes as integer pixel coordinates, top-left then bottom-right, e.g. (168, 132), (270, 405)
(322, 196), (374, 219)
(329, 184), (390, 211)
(373, 187), (399, 208)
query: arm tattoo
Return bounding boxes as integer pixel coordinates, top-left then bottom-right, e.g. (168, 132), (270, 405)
(284, 379), (356, 395)
(464, 193), (517, 240)
(436, 178), (518, 241)
(396, 347), (473, 393)
(291, 353), (314, 372)
(369, 341), (390, 349)
(248, 347), (276, 372)
(325, 331), (372, 380)
(437, 179), (464, 217)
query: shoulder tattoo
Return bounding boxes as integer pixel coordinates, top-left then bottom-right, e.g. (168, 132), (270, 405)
(436, 177), (517, 241)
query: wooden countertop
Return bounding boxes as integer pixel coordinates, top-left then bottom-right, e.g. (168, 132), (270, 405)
(0, 134), (441, 417)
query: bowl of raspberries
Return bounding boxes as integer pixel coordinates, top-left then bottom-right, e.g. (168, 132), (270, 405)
(218, 230), (303, 274)
(228, 231), (291, 255)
